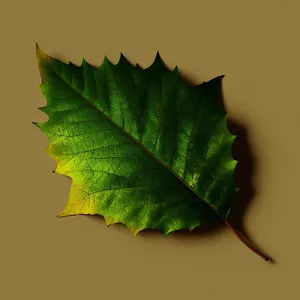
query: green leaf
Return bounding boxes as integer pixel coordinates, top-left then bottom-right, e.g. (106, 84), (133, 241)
(34, 44), (269, 261)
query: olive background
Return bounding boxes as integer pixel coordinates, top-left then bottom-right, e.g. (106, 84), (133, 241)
(1, 0), (299, 299)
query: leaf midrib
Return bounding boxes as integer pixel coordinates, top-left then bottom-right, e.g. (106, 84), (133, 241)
(47, 60), (221, 219)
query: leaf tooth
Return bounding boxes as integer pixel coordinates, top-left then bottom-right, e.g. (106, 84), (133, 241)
(216, 74), (225, 80)
(100, 55), (112, 68)
(127, 224), (140, 236)
(57, 210), (72, 218)
(153, 51), (163, 66)
(172, 65), (179, 74)
(69, 61), (78, 68)
(154, 50), (162, 61)
(45, 144), (60, 161)
(81, 57), (89, 67)
(104, 216), (117, 226)
(162, 228), (173, 237)
(135, 63), (142, 70)
(32, 121), (41, 128)
(104, 216), (144, 236)
(56, 213), (65, 218)
(37, 106), (48, 114)
(146, 51), (165, 70)
(117, 52), (131, 67)
(118, 52), (125, 62)
(188, 225), (197, 232)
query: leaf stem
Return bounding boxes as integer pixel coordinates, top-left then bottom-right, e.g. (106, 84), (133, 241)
(225, 220), (270, 261)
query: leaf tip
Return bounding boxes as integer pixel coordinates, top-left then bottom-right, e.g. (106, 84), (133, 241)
(36, 43), (50, 64)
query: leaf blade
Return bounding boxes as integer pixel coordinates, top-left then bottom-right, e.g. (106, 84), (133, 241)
(35, 44), (237, 235)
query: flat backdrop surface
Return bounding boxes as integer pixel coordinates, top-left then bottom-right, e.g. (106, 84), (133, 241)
(1, 0), (299, 299)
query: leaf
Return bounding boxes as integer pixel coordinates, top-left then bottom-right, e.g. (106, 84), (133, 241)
(34, 44), (269, 261)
